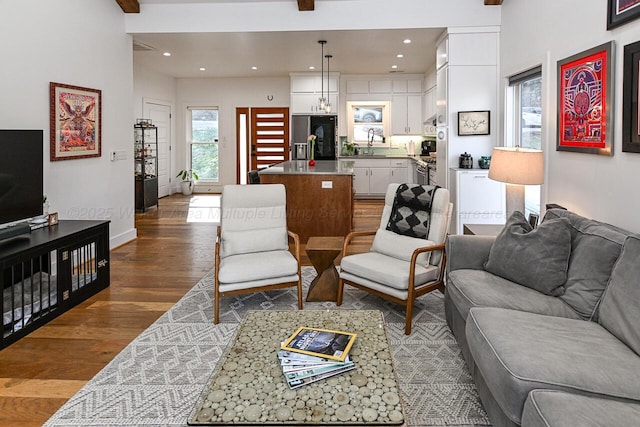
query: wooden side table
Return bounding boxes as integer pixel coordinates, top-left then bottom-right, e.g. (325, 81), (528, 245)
(463, 223), (505, 236)
(305, 236), (344, 302)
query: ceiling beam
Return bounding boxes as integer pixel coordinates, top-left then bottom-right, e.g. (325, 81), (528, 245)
(297, 0), (314, 11)
(484, 0), (503, 4)
(116, 0), (140, 13)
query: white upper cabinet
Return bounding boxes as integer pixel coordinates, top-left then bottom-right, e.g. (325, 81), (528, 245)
(290, 73), (339, 114)
(369, 80), (393, 93)
(392, 94), (423, 135)
(290, 74), (338, 93)
(436, 37), (448, 70)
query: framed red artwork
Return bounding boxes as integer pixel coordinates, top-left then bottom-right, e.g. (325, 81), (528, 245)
(50, 82), (102, 161)
(557, 42), (614, 156)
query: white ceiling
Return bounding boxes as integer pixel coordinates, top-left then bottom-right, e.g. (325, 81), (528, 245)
(132, 28), (444, 79)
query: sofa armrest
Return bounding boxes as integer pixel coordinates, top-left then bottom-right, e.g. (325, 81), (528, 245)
(445, 235), (496, 272)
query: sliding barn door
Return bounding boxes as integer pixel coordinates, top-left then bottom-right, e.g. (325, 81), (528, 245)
(250, 108), (289, 171)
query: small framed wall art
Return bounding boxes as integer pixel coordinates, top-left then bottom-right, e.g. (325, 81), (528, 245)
(607, 0), (640, 30)
(50, 82), (102, 161)
(622, 40), (640, 153)
(557, 41), (614, 156)
(458, 111), (490, 136)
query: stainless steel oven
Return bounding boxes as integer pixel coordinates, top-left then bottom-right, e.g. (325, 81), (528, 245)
(415, 162), (428, 186)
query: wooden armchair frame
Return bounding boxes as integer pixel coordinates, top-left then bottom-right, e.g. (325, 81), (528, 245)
(214, 227), (303, 324)
(337, 229), (447, 335)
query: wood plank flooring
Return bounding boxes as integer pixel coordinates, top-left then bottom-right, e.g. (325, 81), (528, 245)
(0, 194), (383, 426)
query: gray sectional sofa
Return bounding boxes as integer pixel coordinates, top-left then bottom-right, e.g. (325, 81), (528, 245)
(444, 208), (640, 427)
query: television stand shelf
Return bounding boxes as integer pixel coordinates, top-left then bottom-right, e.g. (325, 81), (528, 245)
(0, 220), (110, 349)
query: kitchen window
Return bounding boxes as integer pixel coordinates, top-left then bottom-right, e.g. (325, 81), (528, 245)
(188, 107), (219, 182)
(506, 66), (542, 216)
(347, 101), (390, 145)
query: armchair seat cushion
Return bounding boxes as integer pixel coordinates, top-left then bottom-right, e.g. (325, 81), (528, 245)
(340, 252), (439, 291)
(218, 250), (298, 285)
(466, 307), (640, 425)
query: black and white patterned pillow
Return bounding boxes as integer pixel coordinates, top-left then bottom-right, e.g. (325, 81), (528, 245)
(386, 184), (439, 239)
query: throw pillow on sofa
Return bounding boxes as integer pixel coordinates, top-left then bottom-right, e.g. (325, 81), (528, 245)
(484, 211), (572, 296)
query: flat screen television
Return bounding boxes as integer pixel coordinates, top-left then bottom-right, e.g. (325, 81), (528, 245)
(0, 130), (44, 226)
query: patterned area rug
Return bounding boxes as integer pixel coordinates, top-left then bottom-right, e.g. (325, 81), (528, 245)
(44, 267), (490, 427)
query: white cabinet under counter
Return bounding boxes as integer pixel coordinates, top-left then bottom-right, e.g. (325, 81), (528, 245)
(449, 168), (506, 235)
(345, 157), (411, 198)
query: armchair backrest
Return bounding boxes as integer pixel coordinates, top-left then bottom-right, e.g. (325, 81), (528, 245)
(220, 184), (289, 258)
(373, 183), (451, 266)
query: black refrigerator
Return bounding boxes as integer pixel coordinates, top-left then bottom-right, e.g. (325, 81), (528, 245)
(291, 115), (337, 160)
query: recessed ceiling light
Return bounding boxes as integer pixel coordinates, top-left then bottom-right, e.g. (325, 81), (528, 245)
(163, 52), (171, 56)
(392, 65), (398, 69)
(309, 66), (315, 70)
(251, 66), (258, 70)
(403, 39), (411, 44)
(199, 67), (206, 71)
(397, 54), (404, 58)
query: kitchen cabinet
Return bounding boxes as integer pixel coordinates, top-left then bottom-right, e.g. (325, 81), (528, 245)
(291, 75), (338, 93)
(290, 73), (339, 114)
(423, 87), (436, 123)
(350, 158), (410, 197)
(391, 94), (423, 135)
(435, 66), (448, 126)
(449, 169), (506, 235)
(291, 93), (339, 114)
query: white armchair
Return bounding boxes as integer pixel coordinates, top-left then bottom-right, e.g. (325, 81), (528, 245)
(337, 183), (453, 335)
(214, 184), (302, 324)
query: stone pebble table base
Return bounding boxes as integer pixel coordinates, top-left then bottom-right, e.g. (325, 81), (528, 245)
(189, 310), (405, 426)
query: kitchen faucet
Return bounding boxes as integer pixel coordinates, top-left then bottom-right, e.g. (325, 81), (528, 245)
(368, 128), (375, 148)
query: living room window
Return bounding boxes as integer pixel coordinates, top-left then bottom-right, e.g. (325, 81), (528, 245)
(506, 66), (542, 216)
(188, 107), (219, 182)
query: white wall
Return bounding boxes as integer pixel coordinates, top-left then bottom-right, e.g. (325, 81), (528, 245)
(501, 0), (640, 233)
(176, 77), (290, 192)
(0, 0), (136, 247)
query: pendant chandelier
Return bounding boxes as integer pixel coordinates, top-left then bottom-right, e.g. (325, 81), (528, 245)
(318, 40), (327, 112)
(324, 54), (332, 113)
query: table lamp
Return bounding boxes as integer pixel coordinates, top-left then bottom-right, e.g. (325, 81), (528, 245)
(488, 146), (544, 218)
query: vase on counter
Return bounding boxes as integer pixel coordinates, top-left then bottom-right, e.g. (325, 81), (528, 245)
(308, 135), (316, 166)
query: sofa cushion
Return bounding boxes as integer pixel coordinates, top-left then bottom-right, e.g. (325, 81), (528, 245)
(484, 211), (571, 296)
(598, 236), (640, 356)
(522, 390), (640, 427)
(466, 307), (640, 425)
(543, 209), (628, 320)
(447, 269), (582, 322)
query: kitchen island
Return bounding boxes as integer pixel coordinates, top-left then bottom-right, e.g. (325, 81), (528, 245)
(259, 160), (354, 242)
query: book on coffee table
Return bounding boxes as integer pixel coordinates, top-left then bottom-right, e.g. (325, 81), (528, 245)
(281, 326), (357, 362)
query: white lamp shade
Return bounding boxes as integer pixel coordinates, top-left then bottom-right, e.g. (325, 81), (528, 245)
(488, 147), (544, 185)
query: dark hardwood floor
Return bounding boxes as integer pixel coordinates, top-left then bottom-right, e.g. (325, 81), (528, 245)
(0, 194), (383, 426)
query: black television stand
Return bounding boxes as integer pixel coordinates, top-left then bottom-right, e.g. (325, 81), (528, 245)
(0, 220), (110, 349)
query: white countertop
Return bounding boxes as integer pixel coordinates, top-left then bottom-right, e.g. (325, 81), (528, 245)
(259, 160), (355, 175)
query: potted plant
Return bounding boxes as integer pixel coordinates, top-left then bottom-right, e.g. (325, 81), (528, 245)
(176, 169), (199, 195)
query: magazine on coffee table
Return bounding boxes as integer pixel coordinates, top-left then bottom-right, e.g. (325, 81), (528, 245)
(287, 364), (357, 389)
(281, 327), (357, 362)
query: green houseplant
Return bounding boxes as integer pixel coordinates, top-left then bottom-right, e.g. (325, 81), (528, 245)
(176, 169), (199, 195)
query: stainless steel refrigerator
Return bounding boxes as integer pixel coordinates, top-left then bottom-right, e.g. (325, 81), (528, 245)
(291, 115), (337, 160)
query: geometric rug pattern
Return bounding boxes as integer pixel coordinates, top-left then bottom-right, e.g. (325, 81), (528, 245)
(44, 267), (490, 426)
